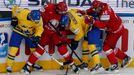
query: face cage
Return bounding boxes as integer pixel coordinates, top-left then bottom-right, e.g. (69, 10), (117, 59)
(92, 7), (101, 13)
(29, 14), (40, 23)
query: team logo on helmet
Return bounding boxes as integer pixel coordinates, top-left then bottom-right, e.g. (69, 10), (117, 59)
(3, 0), (21, 9)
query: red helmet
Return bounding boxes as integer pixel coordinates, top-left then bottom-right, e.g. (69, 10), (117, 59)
(56, 2), (67, 14)
(91, 0), (103, 9)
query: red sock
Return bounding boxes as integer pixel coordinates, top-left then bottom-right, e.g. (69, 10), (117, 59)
(106, 51), (118, 64)
(28, 53), (38, 65)
(28, 47), (45, 65)
(58, 44), (73, 64)
(103, 45), (118, 64)
(114, 48), (127, 60)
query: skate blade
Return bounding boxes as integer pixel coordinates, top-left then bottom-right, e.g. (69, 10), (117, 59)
(20, 70), (30, 75)
(83, 68), (89, 71)
(89, 67), (105, 75)
(7, 72), (11, 75)
(104, 70), (119, 74)
(33, 69), (44, 72)
(96, 67), (105, 73)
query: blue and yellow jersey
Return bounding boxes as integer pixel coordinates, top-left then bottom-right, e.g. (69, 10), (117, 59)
(67, 9), (89, 41)
(12, 6), (44, 37)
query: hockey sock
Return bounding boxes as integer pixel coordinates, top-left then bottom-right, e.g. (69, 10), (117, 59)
(104, 49), (118, 64)
(114, 48), (127, 60)
(82, 50), (90, 63)
(6, 47), (18, 67)
(89, 44), (101, 66)
(82, 40), (89, 63)
(58, 44), (73, 65)
(28, 46), (45, 65)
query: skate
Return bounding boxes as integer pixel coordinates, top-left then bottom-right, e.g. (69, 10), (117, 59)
(6, 66), (12, 75)
(21, 64), (31, 75)
(90, 64), (104, 75)
(121, 56), (133, 68)
(32, 63), (43, 71)
(70, 64), (80, 74)
(79, 62), (89, 71)
(105, 63), (119, 73)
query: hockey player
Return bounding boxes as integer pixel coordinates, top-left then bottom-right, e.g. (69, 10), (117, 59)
(6, 6), (44, 74)
(84, 0), (132, 72)
(63, 9), (104, 74)
(22, 2), (79, 74)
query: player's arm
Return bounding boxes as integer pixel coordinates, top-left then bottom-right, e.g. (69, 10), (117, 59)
(12, 5), (22, 17)
(11, 6), (21, 27)
(34, 17), (44, 37)
(94, 7), (110, 29)
(86, 7), (94, 15)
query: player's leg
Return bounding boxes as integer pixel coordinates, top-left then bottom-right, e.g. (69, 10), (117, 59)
(81, 39), (89, 70)
(57, 43), (80, 73)
(6, 31), (23, 73)
(22, 32), (48, 74)
(26, 38), (43, 71)
(87, 28), (104, 74)
(111, 29), (132, 68)
(54, 33), (80, 73)
(103, 32), (119, 72)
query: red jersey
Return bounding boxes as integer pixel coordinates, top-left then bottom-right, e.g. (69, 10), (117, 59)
(41, 4), (62, 30)
(86, 3), (123, 33)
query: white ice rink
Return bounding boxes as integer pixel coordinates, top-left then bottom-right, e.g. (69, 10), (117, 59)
(0, 68), (134, 75)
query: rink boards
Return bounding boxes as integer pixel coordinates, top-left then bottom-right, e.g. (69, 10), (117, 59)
(0, 0), (134, 73)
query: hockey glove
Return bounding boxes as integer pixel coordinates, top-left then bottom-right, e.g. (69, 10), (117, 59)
(84, 15), (94, 25)
(71, 39), (79, 50)
(31, 36), (40, 44)
(11, 17), (18, 28)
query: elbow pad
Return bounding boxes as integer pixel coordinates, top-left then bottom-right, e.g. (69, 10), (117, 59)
(11, 17), (18, 27)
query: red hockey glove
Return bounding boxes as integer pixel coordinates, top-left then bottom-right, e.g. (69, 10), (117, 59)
(84, 15), (94, 25)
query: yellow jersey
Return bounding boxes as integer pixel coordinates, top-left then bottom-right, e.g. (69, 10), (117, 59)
(68, 9), (89, 41)
(12, 6), (44, 37)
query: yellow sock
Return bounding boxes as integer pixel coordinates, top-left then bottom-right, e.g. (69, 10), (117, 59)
(82, 40), (89, 63)
(88, 44), (101, 66)
(6, 47), (19, 67)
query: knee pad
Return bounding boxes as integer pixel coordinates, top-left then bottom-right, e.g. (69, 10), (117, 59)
(88, 44), (98, 57)
(103, 44), (111, 52)
(8, 47), (19, 57)
(58, 44), (68, 56)
(88, 44), (96, 52)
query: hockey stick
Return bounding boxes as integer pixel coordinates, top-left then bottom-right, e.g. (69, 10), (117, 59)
(13, 29), (64, 66)
(49, 22), (83, 63)
(37, 43), (64, 66)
